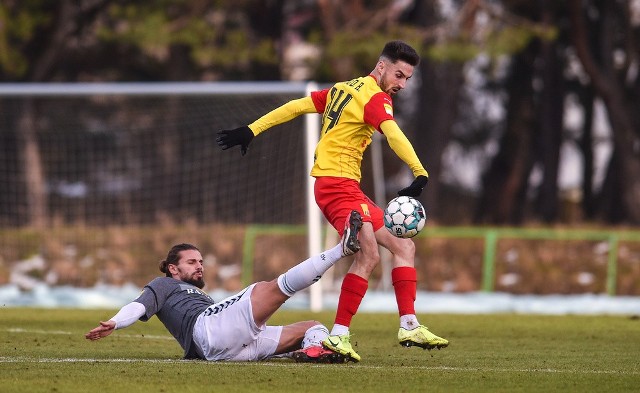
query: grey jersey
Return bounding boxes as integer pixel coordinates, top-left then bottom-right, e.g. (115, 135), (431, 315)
(135, 277), (215, 359)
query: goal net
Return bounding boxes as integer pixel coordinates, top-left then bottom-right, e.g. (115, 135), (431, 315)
(0, 83), (314, 226)
(0, 82), (338, 307)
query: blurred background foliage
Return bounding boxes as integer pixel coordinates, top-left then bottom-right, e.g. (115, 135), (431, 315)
(1, 0), (640, 227)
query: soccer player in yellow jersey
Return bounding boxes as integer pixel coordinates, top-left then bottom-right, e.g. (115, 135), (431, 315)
(217, 41), (448, 362)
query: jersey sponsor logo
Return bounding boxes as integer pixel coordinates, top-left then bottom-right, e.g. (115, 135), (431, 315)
(360, 203), (370, 217)
(179, 284), (210, 298)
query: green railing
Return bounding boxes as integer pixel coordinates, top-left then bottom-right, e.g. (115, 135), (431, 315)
(242, 225), (640, 295)
(420, 227), (640, 295)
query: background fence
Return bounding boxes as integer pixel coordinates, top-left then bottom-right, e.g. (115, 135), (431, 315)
(241, 224), (640, 297)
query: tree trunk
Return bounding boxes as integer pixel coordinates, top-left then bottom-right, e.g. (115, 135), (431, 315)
(409, 0), (465, 223)
(16, 101), (47, 228)
(578, 86), (595, 219)
(569, 0), (640, 224)
(476, 44), (537, 224)
(535, 20), (565, 223)
(416, 60), (464, 222)
(15, 0), (77, 228)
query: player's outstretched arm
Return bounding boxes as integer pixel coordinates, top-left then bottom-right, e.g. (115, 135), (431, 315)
(85, 301), (146, 340)
(217, 97), (317, 156)
(85, 320), (116, 341)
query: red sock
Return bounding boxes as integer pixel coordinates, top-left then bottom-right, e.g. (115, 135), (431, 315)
(392, 267), (417, 316)
(334, 273), (368, 327)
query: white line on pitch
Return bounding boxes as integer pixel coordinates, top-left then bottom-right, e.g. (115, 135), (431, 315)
(0, 357), (637, 375)
(4, 327), (173, 340)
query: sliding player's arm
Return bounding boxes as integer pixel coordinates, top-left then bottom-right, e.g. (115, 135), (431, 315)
(216, 97), (317, 155)
(380, 120), (429, 197)
(84, 301), (146, 341)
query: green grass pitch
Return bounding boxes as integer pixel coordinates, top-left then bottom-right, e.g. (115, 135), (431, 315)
(1, 308), (638, 392)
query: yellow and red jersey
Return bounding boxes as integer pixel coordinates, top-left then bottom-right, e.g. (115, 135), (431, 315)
(249, 74), (428, 182)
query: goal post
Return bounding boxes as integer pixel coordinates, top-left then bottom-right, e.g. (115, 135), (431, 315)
(303, 82), (324, 312)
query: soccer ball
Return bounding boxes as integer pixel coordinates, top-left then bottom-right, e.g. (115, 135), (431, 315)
(383, 196), (426, 238)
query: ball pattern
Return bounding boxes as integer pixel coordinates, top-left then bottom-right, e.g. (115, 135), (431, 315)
(383, 196), (426, 238)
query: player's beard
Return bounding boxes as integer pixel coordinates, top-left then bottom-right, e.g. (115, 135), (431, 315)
(379, 76), (399, 96)
(177, 267), (205, 289)
(185, 276), (205, 289)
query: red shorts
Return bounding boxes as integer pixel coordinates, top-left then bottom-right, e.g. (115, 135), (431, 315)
(314, 176), (384, 233)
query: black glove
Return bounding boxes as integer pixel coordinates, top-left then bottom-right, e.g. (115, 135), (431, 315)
(216, 126), (254, 156)
(397, 175), (428, 197)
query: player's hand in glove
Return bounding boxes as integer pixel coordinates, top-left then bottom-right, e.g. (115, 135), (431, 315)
(216, 126), (254, 156)
(398, 175), (428, 197)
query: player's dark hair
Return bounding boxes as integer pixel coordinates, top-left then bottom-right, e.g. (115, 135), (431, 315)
(380, 40), (420, 66)
(159, 243), (200, 277)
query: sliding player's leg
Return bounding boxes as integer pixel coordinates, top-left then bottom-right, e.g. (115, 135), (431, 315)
(246, 211), (362, 362)
(250, 210), (362, 326)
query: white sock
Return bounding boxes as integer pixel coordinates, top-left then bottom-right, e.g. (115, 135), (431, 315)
(329, 324), (349, 336)
(277, 244), (343, 297)
(400, 314), (420, 330)
(302, 324), (330, 349)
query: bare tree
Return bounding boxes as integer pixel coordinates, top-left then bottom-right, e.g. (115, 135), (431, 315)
(569, 0), (640, 223)
(8, 1), (106, 227)
(476, 42), (537, 224)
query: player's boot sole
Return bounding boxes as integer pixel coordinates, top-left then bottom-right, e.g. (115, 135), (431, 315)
(291, 351), (346, 364)
(399, 340), (448, 350)
(398, 326), (449, 351)
(342, 210), (363, 256)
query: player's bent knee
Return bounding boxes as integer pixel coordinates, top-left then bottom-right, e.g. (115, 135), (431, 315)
(402, 238), (416, 254)
(360, 241), (381, 263)
(390, 237), (415, 259)
(353, 253), (379, 277)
